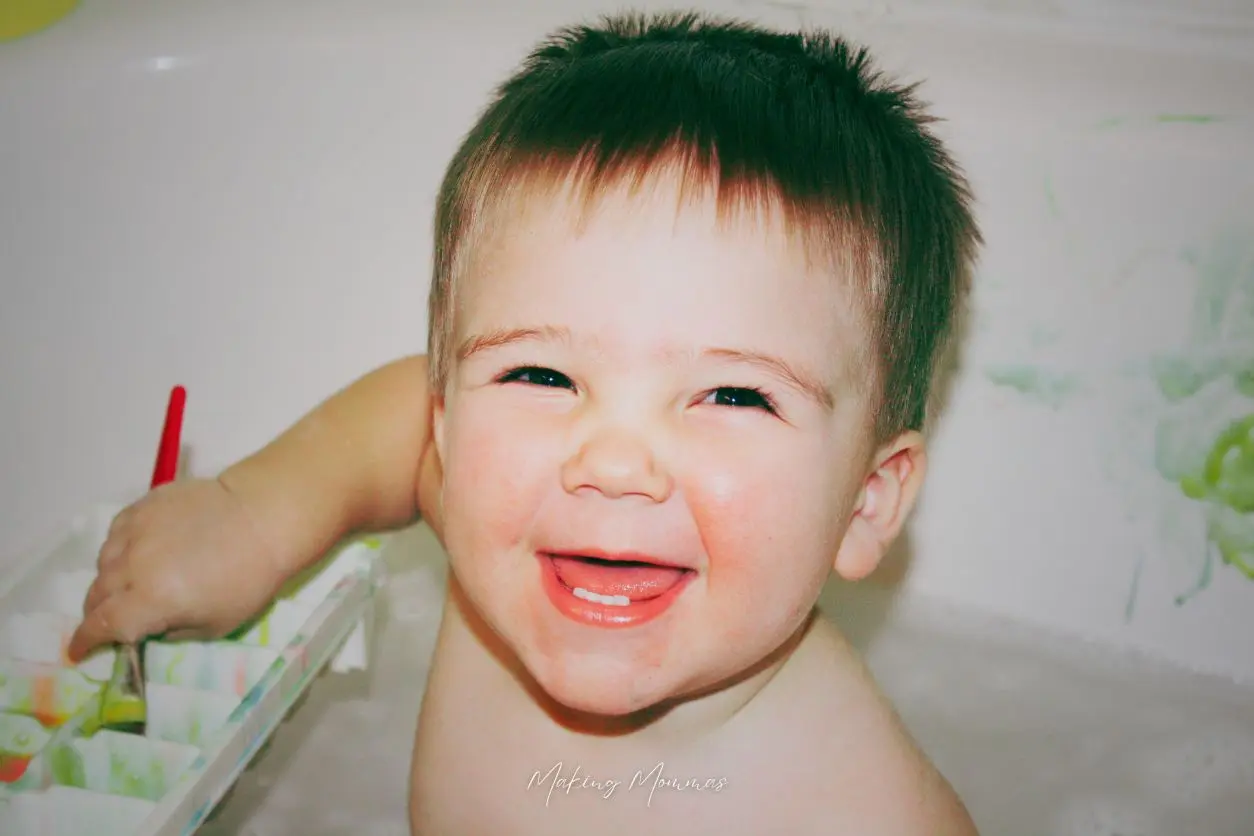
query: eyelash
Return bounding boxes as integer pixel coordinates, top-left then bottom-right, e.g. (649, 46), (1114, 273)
(709, 385), (779, 415)
(497, 366), (575, 390)
(495, 366), (780, 416)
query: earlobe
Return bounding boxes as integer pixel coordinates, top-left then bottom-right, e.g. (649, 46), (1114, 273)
(833, 432), (928, 581)
(833, 524), (885, 581)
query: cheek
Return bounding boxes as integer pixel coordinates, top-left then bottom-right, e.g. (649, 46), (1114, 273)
(441, 397), (552, 555)
(685, 441), (847, 641)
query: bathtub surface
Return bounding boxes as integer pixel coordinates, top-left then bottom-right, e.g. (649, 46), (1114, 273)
(196, 527), (1254, 836)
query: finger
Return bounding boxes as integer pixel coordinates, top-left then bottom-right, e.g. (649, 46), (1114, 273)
(81, 570), (128, 618)
(68, 595), (126, 662)
(68, 593), (167, 663)
(67, 601), (110, 663)
(106, 507), (134, 540)
(161, 627), (209, 642)
(96, 531), (129, 570)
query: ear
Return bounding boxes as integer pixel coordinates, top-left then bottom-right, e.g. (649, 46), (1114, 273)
(833, 431), (928, 581)
(420, 392), (448, 543)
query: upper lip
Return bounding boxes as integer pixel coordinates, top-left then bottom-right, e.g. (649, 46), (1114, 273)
(542, 548), (693, 571)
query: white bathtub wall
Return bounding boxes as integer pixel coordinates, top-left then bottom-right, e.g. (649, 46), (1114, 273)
(2, 0), (1253, 679)
(820, 3), (1254, 684)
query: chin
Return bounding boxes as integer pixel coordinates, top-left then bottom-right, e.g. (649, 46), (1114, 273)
(525, 652), (677, 719)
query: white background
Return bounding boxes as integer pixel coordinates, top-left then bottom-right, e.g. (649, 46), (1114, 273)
(2, 0), (1252, 680)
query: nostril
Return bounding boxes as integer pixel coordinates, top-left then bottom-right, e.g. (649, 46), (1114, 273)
(561, 431), (670, 500)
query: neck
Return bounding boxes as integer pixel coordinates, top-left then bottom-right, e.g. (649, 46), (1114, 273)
(428, 573), (817, 750)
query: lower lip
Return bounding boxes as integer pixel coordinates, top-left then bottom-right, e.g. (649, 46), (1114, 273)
(538, 554), (693, 628)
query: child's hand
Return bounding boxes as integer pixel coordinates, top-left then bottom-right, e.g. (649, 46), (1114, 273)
(67, 477), (288, 662)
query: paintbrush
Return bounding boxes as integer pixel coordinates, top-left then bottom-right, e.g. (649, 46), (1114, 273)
(90, 384), (186, 736)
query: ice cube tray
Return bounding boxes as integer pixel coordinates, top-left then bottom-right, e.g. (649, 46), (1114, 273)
(0, 504), (385, 835)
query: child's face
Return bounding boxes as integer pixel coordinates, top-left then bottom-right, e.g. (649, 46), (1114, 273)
(434, 176), (923, 717)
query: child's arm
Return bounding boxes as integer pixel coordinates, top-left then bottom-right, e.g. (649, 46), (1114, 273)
(68, 354), (440, 661)
(218, 353), (441, 573)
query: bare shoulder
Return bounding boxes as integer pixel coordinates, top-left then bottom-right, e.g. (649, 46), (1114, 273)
(840, 745), (979, 836)
(774, 616), (980, 835)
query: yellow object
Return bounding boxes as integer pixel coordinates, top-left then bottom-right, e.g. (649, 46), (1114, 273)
(99, 691), (146, 728)
(0, 0), (78, 41)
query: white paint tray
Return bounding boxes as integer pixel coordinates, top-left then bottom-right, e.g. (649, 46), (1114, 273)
(0, 504), (385, 835)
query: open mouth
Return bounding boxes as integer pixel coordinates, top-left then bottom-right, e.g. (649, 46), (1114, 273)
(538, 552), (695, 627)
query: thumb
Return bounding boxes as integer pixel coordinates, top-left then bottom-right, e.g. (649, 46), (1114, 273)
(67, 594), (165, 663)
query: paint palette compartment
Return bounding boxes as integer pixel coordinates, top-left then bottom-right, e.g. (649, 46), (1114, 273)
(0, 504), (385, 835)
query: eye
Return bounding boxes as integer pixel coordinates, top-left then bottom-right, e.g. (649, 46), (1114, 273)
(497, 366), (576, 391)
(701, 386), (779, 415)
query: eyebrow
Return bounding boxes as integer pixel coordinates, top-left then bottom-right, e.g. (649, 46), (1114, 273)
(456, 326), (835, 411)
(456, 326), (571, 361)
(703, 347), (835, 411)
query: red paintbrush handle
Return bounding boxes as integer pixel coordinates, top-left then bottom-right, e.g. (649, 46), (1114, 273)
(151, 385), (186, 488)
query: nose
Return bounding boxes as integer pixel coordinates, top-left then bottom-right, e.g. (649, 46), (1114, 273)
(561, 429), (673, 502)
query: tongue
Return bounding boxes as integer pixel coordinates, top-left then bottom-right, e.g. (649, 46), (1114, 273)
(550, 556), (687, 602)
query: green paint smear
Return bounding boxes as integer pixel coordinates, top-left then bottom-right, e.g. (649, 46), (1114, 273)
(188, 711), (203, 746)
(1123, 555), (1144, 623)
(1094, 115), (1222, 130)
(1182, 414), (1254, 512)
(985, 365), (1079, 408)
(1175, 541), (1216, 607)
(164, 647), (186, 684)
(47, 740), (85, 786)
(103, 745), (169, 800)
(1152, 228), (1254, 595)
(1156, 114), (1222, 124)
(51, 736), (184, 801)
(1157, 408), (1254, 586)
(226, 609), (272, 645)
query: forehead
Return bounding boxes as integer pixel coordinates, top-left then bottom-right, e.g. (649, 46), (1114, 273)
(457, 173), (870, 381)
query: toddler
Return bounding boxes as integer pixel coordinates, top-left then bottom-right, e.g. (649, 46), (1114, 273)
(70, 11), (981, 834)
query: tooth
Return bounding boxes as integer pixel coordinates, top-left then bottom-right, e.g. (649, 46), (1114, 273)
(572, 587), (630, 607)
